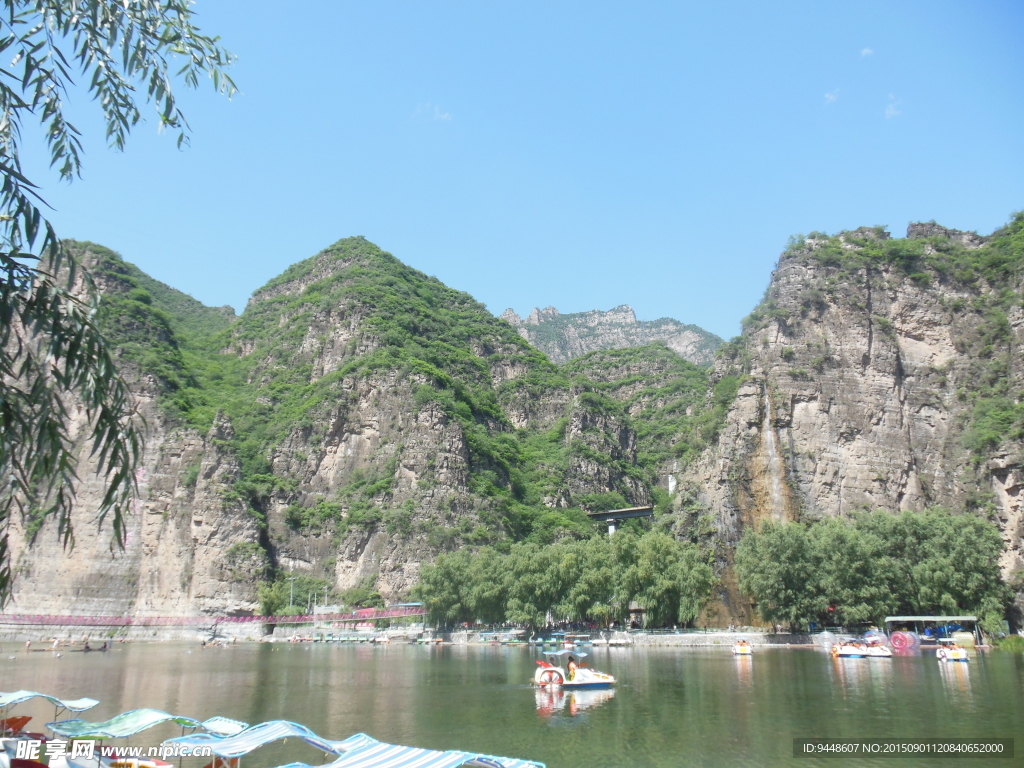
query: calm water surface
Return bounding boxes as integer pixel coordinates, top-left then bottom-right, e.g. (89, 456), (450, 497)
(2, 642), (1022, 767)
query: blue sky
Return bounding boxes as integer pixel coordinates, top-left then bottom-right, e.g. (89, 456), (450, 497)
(24, 1), (1024, 339)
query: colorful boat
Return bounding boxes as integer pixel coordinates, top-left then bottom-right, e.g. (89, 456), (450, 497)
(532, 651), (615, 688)
(0, 690), (102, 753)
(831, 641), (892, 658)
(936, 641), (970, 662)
(733, 640), (753, 656)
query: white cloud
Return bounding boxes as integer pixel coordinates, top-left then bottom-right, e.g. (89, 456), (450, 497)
(861, 47), (874, 57)
(824, 90), (839, 104)
(885, 94), (901, 119)
(414, 102), (453, 121)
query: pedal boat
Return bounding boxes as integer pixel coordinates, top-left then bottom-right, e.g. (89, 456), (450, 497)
(936, 641), (970, 662)
(533, 651), (614, 688)
(831, 641), (892, 658)
(733, 640), (753, 656)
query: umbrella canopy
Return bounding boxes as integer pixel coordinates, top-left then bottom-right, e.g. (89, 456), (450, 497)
(200, 717), (250, 737)
(541, 650), (587, 658)
(164, 720), (357, 757)
(0, 691), (99, 713)
(48, 709), (200, 739)
(272, 734), (544, 768)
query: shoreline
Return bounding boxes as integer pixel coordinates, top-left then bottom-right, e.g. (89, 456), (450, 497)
(0, 621), (817, 647)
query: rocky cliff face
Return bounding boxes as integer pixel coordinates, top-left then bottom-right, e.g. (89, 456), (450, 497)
(7, 374), (267, 618)
(7, 248), (266, 617)
(500, 305), (722, 365)
(8, 216), (1024, 625)
(677, 219), (1024, 623)
(7, 239), (680, 616)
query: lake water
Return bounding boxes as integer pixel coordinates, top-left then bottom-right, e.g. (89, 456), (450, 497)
(2, 642), (1022, 767)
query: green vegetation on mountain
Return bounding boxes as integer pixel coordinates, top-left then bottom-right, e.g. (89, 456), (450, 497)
(743, 214), (1024, 334)
(76, 223), (1019, 630)
(564, 344), (741, 472)
(739, 213), (1024, 472)
(77, 242), (237, 412)
(86, 237), (731, 556)
(735, 509), (1008, 633)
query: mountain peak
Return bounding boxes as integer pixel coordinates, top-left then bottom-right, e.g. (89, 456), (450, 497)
(500, 304), (721, 365)
(524, 306), (560, 325)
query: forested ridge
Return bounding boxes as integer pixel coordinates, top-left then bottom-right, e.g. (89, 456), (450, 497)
(70, 237), (730, 617)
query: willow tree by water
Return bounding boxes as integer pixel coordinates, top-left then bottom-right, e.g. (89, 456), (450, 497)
(0, 1), (235, 601)
(415, 530), (716, 629)
(735, 509), (1009, 633)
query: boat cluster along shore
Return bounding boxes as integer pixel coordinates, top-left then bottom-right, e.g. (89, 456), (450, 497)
(0, 691), (545, 768)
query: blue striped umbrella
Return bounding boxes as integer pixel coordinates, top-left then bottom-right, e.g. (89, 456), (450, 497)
(164, 721), (358, 757)
(273, 735), (544, 768)
(48, 709), (201, 739)
(0, 691), (99, 712)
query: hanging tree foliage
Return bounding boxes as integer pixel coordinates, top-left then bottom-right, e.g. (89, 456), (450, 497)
(0, 1), (236, 601)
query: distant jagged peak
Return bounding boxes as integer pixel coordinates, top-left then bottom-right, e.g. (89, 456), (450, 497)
(525, 305), (561, 325)
(510, 304), (640, 327)
(499, 302), (721, 366)
(499, 308), (522, 325)
(589, 305), (638, 325)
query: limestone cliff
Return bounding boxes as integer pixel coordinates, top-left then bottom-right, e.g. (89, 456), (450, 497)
(677, 218), (1024, 623)
(500, 305), (722, 365)
(7, 239), (679, 616)
(8, 215), (1024, 625)
(7, 247), (266, 617)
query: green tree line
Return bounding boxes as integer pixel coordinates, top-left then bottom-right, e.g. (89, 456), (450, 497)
(257, 573), (387, 617)
(414, 530), (716, 629)
(735, 509), (1008, 634)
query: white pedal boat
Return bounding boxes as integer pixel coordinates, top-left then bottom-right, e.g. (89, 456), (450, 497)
(831, 642), (892, 658)
(533, 650), (615, 688)
(936, 642), (970, 662)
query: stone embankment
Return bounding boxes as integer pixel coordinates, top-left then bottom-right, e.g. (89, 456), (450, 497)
(1, 619), (822, 648)
(0, 621), (263, 644)
(600, 631), (813, 647)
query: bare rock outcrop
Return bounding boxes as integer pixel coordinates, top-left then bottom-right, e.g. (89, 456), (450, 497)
(501, 304), (722, 365)
(8, 390), (263, 617)
(678, 221), (1024, 622)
